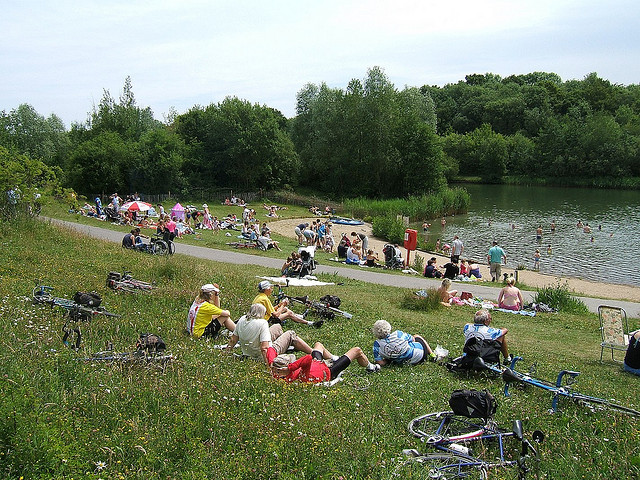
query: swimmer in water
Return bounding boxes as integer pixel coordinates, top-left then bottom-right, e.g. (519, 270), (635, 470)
(547, 244), (552, 255)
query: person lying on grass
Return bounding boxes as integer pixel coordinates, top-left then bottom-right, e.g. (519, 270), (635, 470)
(225, 304), (337, 365)
(187, 283), (235, 339)
(271, 341), (380, 382)
(253, 280), (323, 328)
(372, 320), (440, 366)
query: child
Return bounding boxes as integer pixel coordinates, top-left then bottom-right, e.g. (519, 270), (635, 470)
(533, 249), (540, 270)
(459, 259), (469, 277)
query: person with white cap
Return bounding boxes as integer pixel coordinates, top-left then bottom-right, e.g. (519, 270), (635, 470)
(253, 280), (324, 328)
(225, 304), (336, 365)
(187, 283), (235, 339)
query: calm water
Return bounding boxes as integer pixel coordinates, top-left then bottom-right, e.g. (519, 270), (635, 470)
(420, 184), (640, 287)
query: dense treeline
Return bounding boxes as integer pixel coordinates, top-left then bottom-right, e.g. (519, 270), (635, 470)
(2, 69), (640, 203)
(425, 72), (640, 182)
(290, 67), (445, 197)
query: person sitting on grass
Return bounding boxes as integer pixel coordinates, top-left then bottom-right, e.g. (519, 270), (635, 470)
(437, 278), (458, 306)
(463, 309), (512, 365)
(442, 259), (460, 279)
(272, 341), (380, 382)
(253, 281), (323, 328)
(497, 277), (524, 311)
(346, 244), (363, 265)
(365, 249), (381, 267)
(372, 320), (440, 366)
(225, 304), (336, 365)
(187, 283), (235, 339)
(424, 258), (443, 278)
(624, 330), (640, 376)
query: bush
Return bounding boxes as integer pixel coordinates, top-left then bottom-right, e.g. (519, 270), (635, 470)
(412, 254), (425, 274)
(371, 216), (406, 244)
(400, 288), (442, 312)
(533, 281), (588, 314)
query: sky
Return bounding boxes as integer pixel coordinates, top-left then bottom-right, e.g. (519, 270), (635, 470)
(2, 0), (639, 127)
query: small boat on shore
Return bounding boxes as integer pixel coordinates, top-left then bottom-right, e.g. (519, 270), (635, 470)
(330, 216), (364, 226)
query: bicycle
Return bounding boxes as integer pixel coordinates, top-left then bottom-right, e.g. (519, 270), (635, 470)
(500, 358), (640, 416)
(448, 353), (640, 416)
(33, 285), (120, 350)
(394, 411), (544, 479)
(273, 282), (353, 321)
(106, 271), (154, 293)
(81, 349), (174, 367)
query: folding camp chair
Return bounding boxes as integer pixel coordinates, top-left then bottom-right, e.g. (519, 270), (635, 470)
(598, 305), (629, 363)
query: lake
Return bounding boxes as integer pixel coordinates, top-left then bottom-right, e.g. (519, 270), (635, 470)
(420, 184), (640, 287)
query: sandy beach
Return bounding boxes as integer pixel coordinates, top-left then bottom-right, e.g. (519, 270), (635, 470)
(268, 217), (640, 303)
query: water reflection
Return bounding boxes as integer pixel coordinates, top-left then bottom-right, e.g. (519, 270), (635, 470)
(420, 184), (640, 286)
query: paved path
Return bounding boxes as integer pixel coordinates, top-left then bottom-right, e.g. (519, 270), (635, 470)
(46, 218), (640, 318)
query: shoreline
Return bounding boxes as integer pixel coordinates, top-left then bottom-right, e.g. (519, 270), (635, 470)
(268, 217), (640, 303)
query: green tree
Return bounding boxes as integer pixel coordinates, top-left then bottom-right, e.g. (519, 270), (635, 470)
(175, 98), (299, 192)
(128, 128), (187, 194)
(0, 104), (70, 167)
(66, 131), (129, 194)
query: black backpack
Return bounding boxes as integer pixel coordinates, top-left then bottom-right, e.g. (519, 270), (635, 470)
(449, 389), (497, 419)
(462, 337), (502, 364)
(319, 295), (341, 308)
(136, 333), (166, 354)
(73, 291), (102, 307)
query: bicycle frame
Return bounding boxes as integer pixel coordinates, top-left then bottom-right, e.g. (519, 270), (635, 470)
(464, 354), (640, 416)
(406, 411), (541, 479)
(273, 283), (353, 320)
(33, 284), (119, 350)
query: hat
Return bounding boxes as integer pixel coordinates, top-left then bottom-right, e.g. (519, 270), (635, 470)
(258, 280), (272, 291)
(201, 283), (220, 294)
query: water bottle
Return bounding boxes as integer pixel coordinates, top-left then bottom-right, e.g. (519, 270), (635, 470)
(448, 443), (470, 455)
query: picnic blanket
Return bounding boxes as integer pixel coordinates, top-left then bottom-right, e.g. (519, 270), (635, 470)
(257, 276), (335, 287)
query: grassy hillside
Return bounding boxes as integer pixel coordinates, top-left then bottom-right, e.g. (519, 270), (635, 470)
(0, 218), (638, 479)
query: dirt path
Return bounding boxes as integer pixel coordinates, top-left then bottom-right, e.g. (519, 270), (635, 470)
(268, 217), (640, 303)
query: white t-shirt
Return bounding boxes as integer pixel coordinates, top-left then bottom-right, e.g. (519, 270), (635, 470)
(234, 315), (272, 360)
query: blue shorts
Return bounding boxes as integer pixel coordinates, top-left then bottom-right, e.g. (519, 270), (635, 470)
(624, 363), (640, 376)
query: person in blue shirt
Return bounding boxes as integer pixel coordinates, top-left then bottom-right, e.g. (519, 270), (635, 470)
(487, 241), (507, 282)
(372, 320), (437, 366)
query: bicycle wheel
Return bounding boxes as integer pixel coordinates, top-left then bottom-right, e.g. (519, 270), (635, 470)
(394, 453), (487, 479)
(151, 240), (169, 255)
(409, 412), (493, 441)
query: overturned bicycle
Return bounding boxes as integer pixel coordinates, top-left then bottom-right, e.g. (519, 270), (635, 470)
(32, 284), (119, 350)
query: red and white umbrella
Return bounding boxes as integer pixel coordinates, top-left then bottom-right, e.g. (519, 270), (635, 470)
(121, 201), (153, 212)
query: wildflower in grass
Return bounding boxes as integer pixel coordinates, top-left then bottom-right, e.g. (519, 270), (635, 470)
(94, 460), (107, 472)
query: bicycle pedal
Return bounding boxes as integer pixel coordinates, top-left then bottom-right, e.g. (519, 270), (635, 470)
(402, 449), (420, 458)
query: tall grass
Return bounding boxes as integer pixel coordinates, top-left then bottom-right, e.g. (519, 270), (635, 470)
(0, 218), (638, 479)
(533, 282), (589, 314)
(343, 188), (471, 221)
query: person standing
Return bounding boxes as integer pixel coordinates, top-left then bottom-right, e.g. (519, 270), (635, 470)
(451, 235), (464, 263)
(487, 241), (506, 282)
